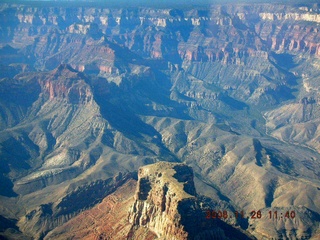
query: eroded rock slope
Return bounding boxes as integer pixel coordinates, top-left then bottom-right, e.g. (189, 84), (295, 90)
(0, 2), (320, 240)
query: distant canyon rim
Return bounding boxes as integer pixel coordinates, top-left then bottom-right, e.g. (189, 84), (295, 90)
(0, 1), (320, 239)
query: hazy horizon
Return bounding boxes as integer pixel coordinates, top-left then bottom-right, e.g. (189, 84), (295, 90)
(0, 0), (319, 5)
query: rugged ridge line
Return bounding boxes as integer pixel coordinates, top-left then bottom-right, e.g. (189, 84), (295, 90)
(45, 162), (253, 240)
(128, 162), (252, 240)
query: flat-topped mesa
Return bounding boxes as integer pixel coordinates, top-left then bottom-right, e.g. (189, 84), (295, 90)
(138, 162), (196, 203)
(128, 162), (221, 240)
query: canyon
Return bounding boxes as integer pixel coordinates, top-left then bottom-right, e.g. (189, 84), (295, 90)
(45, 162), (253, 240)
(0, 1), (320, 239)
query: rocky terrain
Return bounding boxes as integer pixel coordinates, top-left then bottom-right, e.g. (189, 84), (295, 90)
(45, 162), (253, 240)
(0, 1), (320, 239)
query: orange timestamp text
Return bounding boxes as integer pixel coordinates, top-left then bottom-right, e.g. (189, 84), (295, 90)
(205, 210), (296, 220)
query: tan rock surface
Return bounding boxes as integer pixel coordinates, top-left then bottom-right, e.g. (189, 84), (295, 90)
(45, 162), (254, 240)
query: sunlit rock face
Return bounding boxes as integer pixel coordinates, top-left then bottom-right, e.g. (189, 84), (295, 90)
(128, 162), (253, 240)
(45, 162), (253, 240)
(128, 162), (198, 239)
(1, 2), (320, 240)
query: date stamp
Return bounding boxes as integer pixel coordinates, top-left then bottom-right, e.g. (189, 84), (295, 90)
(205, 210), (296, 220)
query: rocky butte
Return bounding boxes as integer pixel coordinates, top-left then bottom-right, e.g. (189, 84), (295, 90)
(0, 1), (320, 240)
(45, 162), (253, 240)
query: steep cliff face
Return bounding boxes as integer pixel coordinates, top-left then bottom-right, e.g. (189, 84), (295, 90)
(127, 162), (251, 240)
(2, 3), (318, 108)
(45, 162), (253, 240)
(128, 162), (197, 239)
(39, 64), (93, 104)
(1, 2), (320, 240)
(2, 3), (320, 62)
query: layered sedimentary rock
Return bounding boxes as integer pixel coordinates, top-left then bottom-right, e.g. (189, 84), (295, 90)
(39, 64), (93, 103)
(2, 2), (318, 109)
(44, 178), (139, 240)
(45, 162), (253, 240)
(1, 2), (320, 240)
(2, 3), (320, 64)
(128, 162), (199, 239)
(127, 162), (253, 240)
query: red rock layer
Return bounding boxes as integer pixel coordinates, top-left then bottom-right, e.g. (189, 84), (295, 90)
(39, 64), (93, 104)
(44, 179), (158, 240)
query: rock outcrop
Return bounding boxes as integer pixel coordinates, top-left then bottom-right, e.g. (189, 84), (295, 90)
(128, 162), (198, 239)
(1, 2), (320, 240)
(45, 162), (253, 240)
(128, 162), (252, 240)
(40, 64), (93, 104)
